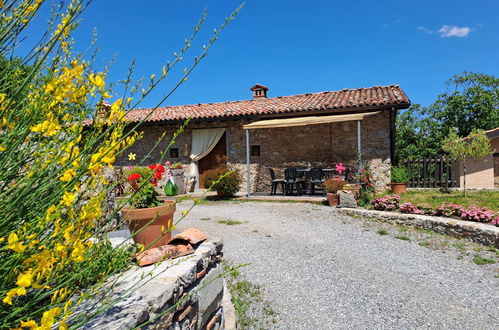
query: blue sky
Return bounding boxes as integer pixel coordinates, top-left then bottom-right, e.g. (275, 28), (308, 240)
(21, 0), (499, 108)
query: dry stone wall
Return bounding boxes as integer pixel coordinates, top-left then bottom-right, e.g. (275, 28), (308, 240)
(117, 110), (392, 193)
(339, 208), (499, 248)
(77, 239), (225, 329)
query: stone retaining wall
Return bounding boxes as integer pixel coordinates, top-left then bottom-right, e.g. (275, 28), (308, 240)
(78, 239), (225, 329)
(339, 208), (499, 248)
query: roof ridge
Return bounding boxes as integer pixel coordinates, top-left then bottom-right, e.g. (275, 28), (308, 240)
(130, 84), (404, 111)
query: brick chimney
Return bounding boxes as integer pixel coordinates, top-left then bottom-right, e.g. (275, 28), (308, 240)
(250, 84), (268, 99)
(96, 101), (111, 120)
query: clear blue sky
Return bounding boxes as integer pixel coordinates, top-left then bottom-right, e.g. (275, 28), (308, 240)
(22, 0), (499, 108)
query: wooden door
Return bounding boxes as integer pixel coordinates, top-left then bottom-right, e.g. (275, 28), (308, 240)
(198, 133), (227, 188)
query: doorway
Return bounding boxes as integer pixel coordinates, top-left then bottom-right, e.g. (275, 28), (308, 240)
(198, 133), (227, 188)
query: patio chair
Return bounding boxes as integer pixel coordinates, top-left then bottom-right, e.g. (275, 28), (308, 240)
(283, 168), (304, 196)
(268, 168), (285, 195)
(309, 167), (325, 195)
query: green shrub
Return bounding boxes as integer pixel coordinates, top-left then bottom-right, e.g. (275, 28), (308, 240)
(203, 165), (241, 198)
(391, 166), (409, 183)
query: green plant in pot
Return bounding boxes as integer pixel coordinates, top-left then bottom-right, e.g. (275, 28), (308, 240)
(122, 165), (175, 250)
(390, 166), (409, 194)
(324, 177), (345, 206)
(202, 159), (242, 198)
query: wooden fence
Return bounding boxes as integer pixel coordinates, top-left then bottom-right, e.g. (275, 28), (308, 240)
(401, 156), (457, 188)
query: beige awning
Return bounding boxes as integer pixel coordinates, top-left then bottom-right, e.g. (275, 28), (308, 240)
(242, 111), (381, 130)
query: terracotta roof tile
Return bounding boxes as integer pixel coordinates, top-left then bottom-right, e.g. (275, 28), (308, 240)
(116, 85), (410, 124)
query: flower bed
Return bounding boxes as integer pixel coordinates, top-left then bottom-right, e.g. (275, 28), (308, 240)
(370, 195), (499, 226)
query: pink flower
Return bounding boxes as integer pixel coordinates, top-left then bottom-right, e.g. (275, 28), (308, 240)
(165, 161), (171, 166)
(335, 162), (346, 174)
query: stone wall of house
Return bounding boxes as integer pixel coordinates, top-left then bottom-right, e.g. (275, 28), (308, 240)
(77, 239), (225, 329)
(116, 110), (392, 192)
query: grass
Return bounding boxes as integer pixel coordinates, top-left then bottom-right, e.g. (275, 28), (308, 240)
(223, 262), (277, 328)
(217, 219), (242, 225)
(472, 255), (496, 265)
(377, 229), (389, 235)
(394, 235), (410, 241)
(398, 190), (499, 213)
(419, 241), (430, 247)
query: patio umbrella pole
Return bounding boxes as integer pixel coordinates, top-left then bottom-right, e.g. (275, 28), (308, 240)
(245, 129), (251, 198)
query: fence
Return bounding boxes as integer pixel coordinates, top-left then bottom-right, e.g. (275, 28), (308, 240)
(401, 156), (457, 188)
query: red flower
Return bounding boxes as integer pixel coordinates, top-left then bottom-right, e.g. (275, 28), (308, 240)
(155, 164), (165, 173)
(128, 173), (141, 181)
(154, 171), (162, 180)
(148, 164), (157, 170)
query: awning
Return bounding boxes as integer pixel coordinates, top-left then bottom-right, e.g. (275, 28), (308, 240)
(242, 111), (381, 130)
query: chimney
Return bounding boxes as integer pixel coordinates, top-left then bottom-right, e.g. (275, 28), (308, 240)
(96, 101), (111, 120)
(250, 84), (269, 99)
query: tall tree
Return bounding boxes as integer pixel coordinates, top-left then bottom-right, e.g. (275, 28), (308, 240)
(396, 72), (499, 160)
(427, 72), (499, 138)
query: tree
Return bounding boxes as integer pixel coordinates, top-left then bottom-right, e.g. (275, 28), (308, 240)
(427, 72), (499, 138)
(396, 72), (499, 161)
(441, 130), (494, 197)
(396, 104), (440, 160)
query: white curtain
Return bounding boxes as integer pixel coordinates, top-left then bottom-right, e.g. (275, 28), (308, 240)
(189, 128), (226, 187)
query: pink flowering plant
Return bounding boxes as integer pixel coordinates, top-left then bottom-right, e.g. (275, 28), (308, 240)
(460, 206), (495, 223)
(399, 202), (422, 214)
(434, 203), (465, 217)
(370, 197), (498, 226)
(371, 195), (400, 211)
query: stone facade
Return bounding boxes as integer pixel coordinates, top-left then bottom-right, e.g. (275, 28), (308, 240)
(117, 110), (393, 193)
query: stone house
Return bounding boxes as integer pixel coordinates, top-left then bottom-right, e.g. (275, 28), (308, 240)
(116, 84), (411, 193)
(452, 127), (499, 189)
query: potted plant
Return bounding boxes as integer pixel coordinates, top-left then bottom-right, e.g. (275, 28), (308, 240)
(122, 165), (175, 249)
(168, 161), (185, 194)
(202, 162), (242, 198)
(390, 166), (409, 194)
(324, 177), (345, 206)
(342, 183), (361, 200)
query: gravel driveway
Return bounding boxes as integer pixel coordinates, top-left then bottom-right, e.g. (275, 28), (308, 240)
(175, 200), (498, 329)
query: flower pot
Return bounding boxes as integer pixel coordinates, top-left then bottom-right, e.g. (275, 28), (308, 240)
(327, 193), (339, 206)
(121, 200), (176, 249)
(390, 182), (407, 194)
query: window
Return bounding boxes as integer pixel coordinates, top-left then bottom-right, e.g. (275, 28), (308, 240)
(169, 148), (179, 158)
(250, 145), (260, 157)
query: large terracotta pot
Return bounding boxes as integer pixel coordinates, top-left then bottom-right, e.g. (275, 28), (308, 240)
(121, 200), (176, 249)
(390, 182), (407, 194)
(327, 193), (339, 206)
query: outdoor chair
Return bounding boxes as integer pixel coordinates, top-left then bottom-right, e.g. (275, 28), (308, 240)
(268, 168), (285, 195)
(309, 167), (325, 195)
(283, 168), (304, 196)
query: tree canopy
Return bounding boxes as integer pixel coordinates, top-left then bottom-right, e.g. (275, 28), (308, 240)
(396, 72), (499, 160)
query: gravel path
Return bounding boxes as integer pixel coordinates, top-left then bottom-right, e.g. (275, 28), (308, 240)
(175, 201), (498, 329)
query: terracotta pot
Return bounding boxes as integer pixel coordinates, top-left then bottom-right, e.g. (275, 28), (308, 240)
(121, 200), (176, 249)
(390, 182), (407, 194)
(327, 193), (339, 206)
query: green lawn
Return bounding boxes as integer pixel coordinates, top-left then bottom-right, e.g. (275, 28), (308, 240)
(397, 190), (499, 213)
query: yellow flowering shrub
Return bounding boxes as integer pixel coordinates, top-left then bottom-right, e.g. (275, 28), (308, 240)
(0, 0), (241, 328)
